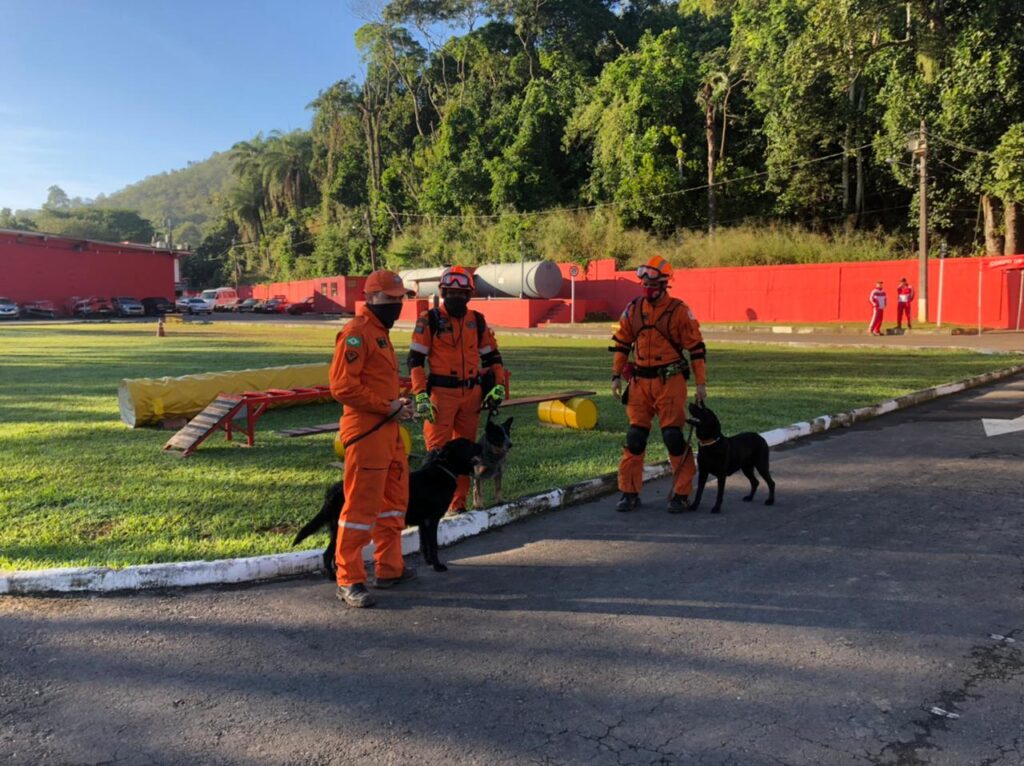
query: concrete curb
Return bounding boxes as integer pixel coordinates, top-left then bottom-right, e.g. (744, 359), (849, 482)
(3, 364), (1022, 595)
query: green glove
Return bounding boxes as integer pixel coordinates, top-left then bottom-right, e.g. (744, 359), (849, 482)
(415, 392), (436, 423)
(484, 384), (506, 407)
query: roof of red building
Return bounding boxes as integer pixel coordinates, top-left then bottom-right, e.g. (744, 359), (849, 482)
(0, 228), (191, 256)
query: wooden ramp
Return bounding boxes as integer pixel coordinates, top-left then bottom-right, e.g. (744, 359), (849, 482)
(163, 395), (245, 457)
(277, 389), (597, 438)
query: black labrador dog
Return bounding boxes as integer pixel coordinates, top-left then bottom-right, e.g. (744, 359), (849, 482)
(687, 402), (776, 514)
(472, 416), (513, 509)
(292, 437), (482, 577)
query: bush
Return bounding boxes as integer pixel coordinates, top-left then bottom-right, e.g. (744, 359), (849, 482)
(380, 212), (908, 271)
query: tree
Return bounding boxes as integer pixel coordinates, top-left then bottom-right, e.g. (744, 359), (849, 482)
(992, 123), (1024, 256)
(0, 208), (37, 231)
(569, 28), (703, 232)
(43, 185), (71, 211)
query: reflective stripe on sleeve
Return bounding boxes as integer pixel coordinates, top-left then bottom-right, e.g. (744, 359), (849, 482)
(378, 510), (405, 519)
(478, 345), (493, 354)
(339, 520), (372, 531)
(410, 342), (430, 354)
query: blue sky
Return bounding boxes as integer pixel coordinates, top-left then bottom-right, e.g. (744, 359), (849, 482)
(0, 0), (377, 211)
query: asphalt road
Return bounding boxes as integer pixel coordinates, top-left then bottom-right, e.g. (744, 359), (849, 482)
(2, 377), (1023, 766)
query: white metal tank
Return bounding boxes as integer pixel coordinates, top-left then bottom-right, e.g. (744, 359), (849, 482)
(398, 267), (447, 298)
(473, 260), (563, 299)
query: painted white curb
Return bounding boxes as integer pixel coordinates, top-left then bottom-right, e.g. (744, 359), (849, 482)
(3, 363), (1022, 595)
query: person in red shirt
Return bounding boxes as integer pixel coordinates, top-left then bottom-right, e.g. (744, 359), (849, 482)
(610, 256), (708, 513)
(868, 281), (887, 336)
(896, 277), (915, 331)
(329, 270), (416, 608)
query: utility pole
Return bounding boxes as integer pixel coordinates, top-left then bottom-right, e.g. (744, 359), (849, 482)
(914, 121), (929, 323)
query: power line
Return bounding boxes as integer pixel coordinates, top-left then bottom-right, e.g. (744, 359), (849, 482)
(929, 133), (992, 157)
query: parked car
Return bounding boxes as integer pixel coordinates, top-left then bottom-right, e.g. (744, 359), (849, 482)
(200, 287), (239, 312)
(286, 296), (318, 315)
(140, 296), (174, 316)
(176, 296), (214, 315)
(73, 297), (114, 318)
(22, 300), (57, 318)
(0, 297), (20, 319)
(234, 298), (262, 313)
(261, 297), (288, 313)
(111, 296), (145, 317)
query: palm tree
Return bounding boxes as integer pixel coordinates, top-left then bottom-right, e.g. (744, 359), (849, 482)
(261, 131), (313, 216)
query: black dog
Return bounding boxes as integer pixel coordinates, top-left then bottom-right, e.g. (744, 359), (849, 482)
(687, 402), (775, 514)
(292, 437), (482, 577)
(472, 416), (513, 509)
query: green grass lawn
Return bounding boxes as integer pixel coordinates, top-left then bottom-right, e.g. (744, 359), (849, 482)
(0, 321), (1018, 571)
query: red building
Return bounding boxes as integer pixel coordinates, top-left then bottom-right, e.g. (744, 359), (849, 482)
(0, 228), (187, 314)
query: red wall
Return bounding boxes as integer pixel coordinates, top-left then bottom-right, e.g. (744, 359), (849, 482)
(245, 276), (367, 313)
(572, 257), (1023, 330)
(0, 230), (178, 314)
(242, 256), (1023, 330)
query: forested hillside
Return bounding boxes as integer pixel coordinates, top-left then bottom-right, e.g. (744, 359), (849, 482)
(198, 0), (1024, 287)
(13, 1), (1024, 288)
(91, 151), (234, 248)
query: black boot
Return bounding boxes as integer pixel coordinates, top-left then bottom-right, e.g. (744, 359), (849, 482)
(667, 494), (690, 514)
(615, 492), (640, 512)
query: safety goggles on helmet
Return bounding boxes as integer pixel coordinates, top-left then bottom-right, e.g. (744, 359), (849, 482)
(440, 269), (473, 290)
(636, 264), (668, 282)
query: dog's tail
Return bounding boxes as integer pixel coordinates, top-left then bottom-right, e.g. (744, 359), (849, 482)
(292, 484), (343, 546)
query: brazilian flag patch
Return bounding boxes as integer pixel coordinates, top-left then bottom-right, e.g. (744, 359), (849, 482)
(346, 336), (362, 347)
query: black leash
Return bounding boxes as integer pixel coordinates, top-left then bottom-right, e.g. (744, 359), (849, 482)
(666, 421), (696, 500)
(342, 407), (402, 449)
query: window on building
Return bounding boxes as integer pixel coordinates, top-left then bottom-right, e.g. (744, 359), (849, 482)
(320, 282), (328, 295)
(330, 282), (338, 297)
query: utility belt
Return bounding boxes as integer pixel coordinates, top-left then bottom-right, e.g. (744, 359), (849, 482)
(632, 360), (690, 381)
(428, 373), (480, 390)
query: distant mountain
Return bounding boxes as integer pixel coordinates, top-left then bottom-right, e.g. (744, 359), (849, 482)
(91, 150), (234, 248)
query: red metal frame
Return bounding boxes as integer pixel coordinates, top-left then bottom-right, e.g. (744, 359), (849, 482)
(167, 372), (510, 457)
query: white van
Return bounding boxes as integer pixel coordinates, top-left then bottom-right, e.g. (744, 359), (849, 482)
(200, 287), (239, 312)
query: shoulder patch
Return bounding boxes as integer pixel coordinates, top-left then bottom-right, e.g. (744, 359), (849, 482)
(345, 350), (359, 363)
(346, 336), (362, 347)
(466, 320), (477, 329)
(687, 309), (696, 321)
(414, 324), (425, 334)
(376, 337), (388, 348)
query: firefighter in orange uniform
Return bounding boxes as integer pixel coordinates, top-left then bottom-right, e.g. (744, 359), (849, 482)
(329, 270), (417, 608)
(610, 256), (708, 513)
(407, 266), (505, 512)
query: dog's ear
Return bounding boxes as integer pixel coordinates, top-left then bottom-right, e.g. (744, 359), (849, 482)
(502, 417), (513, 432)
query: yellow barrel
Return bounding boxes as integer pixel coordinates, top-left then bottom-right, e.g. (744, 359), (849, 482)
(333, 425), (413, 460)
(537, 397), (598, 430)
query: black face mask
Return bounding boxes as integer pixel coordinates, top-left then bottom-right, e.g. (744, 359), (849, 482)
(367, 302), (402, 329)
(443, 296), (469, 318)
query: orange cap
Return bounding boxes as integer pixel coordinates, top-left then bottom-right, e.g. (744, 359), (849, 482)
(364, 269), (413, 297)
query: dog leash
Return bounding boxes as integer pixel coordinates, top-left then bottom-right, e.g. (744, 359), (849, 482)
(341, 407), (402, 449)
(666, 421), (696, 501)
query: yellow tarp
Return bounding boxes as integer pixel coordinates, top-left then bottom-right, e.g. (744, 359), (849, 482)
(119, 363), (332, 427)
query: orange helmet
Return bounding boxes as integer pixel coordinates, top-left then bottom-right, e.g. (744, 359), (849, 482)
(439, 265), (475, 292)
(636, 255), (672, 282)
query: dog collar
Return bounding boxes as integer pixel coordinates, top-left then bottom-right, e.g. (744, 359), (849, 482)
(698, 436), (721, 446)
(436, 463), (458, 481)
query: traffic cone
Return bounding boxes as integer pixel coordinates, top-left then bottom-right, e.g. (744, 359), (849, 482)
(156, 318), (165, 337)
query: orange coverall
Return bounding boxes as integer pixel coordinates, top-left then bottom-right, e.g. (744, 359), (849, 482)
(611, 297), (707, 496)
(408, 307), (504, 510)
(329, 305), (408, 587)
